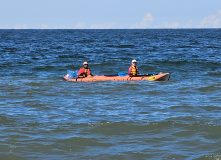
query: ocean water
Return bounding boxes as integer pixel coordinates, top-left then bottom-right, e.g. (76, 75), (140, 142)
(0, 29), (221, 160)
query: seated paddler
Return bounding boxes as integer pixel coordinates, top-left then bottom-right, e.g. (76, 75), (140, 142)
(78, 62), (92, 78)
(128, 59), (139, 76)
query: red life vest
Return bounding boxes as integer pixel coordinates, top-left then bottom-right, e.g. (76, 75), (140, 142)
(79, 68), (91, 76)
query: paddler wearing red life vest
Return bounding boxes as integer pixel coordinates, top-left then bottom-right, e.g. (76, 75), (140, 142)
(128, 59), (139, 76)
(78, 62), (92, 78)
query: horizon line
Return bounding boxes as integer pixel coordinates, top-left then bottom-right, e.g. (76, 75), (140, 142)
(1, 28), (221, 30)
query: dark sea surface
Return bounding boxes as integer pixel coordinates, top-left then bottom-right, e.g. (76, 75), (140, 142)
(0, 29), (221, 160)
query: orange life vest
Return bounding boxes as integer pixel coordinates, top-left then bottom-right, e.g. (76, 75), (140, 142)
(82, 68), (91, 75)
(130, 66), (139, 75)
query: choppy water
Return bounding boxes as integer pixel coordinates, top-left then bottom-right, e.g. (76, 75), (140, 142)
(0, 29), (221, 160)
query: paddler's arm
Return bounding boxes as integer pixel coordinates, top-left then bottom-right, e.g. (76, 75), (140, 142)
(128, 66), (132, 76)
(77, 68), (85, 78)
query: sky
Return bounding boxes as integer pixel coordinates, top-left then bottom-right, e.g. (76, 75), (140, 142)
(0, 0), (221, 29)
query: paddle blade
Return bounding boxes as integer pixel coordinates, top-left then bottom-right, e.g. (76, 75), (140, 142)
(118, 72), (127, 76)
(66, 70), (78, 78)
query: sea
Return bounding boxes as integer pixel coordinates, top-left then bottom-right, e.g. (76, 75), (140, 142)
(0, 29), (221, 160)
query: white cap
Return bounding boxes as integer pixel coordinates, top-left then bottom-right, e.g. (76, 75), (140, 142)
(132, 59), (137, 63)
(83, 62), (88, 65)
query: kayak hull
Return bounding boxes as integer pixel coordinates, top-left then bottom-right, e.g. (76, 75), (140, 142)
(63, 73), (170, 82)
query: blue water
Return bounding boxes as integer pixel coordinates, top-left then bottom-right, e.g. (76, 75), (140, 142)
(0, 29), (221, 160)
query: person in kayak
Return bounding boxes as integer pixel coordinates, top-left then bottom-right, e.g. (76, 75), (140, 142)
(129, 59), (139, 76)
(78, 62), (92, 78)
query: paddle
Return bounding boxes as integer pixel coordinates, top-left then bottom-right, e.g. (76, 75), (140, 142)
(67, 70), (78, 79)
(118, 72), (128, 76)
(118, 72), (157, 77)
